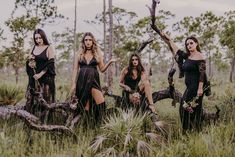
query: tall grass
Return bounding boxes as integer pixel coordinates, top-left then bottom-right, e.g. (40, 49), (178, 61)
(0, 72), (234, 157)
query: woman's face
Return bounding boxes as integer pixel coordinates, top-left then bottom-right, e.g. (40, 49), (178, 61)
(84, 35), (93, 49)
(186, 39), (197, 52)
(131, 56), (139, 67)
(35, 33), (44, 46)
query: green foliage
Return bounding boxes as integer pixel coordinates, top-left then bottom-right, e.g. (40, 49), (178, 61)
(5, 16), (39, 34)
(12, 0), (65, 26)
(220, 11), (235, 54)
(51, 28), (83, 69)
(89, 109), (159, 156)
(0, 73), (235, 156)
(0, 84), (24, 105)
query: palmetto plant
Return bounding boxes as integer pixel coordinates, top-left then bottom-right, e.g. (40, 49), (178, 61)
(0, 84), (23, 106)
(89, 109), (163, 156)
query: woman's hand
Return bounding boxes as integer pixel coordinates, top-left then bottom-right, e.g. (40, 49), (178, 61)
(124, 85), (131, 92)
(28, 54), (36, 68)
(160, 32), (171, 43)
(28, 60), (36, 68)
(110, 57), (120, 63)
(197, 87), (203, 96)
(33, 72), (43, 80)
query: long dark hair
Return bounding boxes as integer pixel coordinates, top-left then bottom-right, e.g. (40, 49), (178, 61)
(127, 53), (145, 78)
(33, 28), (50, 45)
(185, 36), (201, 55)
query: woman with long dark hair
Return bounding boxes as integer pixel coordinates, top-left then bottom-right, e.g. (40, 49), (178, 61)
(161, 33), (207, 133)
(26, 28), (56, 120)
(119, 53), (157, 117)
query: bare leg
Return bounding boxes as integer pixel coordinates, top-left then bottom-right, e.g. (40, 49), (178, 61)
(91, 88), (106, 125)
(85, 101), (90, 111)
(91, 88), (105, 104)
(139, 80), (156, 113)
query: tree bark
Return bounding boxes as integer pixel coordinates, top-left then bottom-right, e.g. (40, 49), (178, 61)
(103, 0), (108, 83)
(229, 54), (235, 82)
(73, 0), (78, 65)
(107, 0), (113, 87)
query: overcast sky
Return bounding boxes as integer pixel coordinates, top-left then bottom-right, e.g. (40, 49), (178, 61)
(0, 0), (234, 46)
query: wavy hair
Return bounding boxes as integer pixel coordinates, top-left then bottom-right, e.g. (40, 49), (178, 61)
(78, 32), (101, 62)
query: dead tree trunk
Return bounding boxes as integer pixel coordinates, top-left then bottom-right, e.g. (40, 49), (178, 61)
(107, 0), (113, 88)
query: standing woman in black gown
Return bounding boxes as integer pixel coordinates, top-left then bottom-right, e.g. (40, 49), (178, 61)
(69, 32), (117, 125)
(161, 33), (207, 133)
(26, 28), (56, 118)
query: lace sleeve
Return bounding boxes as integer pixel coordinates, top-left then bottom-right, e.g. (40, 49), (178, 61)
(198, 60), (206, 82)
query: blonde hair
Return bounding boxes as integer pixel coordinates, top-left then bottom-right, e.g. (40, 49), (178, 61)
(77, 32), (102, 62)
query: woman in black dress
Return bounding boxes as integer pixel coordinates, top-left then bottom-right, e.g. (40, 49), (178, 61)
(161, 33), (207, 133)
(26, 28), (56, 118)
(119, 53), (158, 119)
(69, 32), (117, 125)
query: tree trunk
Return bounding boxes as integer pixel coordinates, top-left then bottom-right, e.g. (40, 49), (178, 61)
(103, 0), (108, 83)
(73, 0), (78, 65)
(107, 0), (113, 87)
(229, 54), (235, 82)
(15, 67), (19, 84)
(208, 51), (212, 77)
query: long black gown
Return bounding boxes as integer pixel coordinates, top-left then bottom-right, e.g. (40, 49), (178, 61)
(26, 46), (56, 118)
(175, 50), (206, 132)
(75, 57), (102, 108)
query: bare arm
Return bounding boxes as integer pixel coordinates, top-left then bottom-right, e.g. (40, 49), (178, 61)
(119, 67), (131, 92)
(47, 45), (55, 60)
(98, 50), (117, 73)
(69, 52), (80, 95)
(160, 32), (179, 56)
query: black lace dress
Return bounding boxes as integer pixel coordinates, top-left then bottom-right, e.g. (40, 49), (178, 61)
(75, 57), (102, 108)
(175, 50), (206, 132)
(26, 46), (56, 115)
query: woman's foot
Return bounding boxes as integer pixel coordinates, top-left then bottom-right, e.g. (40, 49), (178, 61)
(148, 104), (159, 122)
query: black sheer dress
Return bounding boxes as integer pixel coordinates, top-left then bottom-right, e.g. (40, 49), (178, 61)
(26, 46), (56, 115)
(75, 57), (102, 108)
(175, 50), (206, 132)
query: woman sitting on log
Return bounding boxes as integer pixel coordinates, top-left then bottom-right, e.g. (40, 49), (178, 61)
(119, 53), (159, 121)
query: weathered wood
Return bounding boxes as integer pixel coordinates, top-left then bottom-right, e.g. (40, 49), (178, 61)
(0, 105), (77, 137)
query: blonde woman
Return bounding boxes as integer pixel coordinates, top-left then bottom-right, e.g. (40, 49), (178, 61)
(69, 32), (117, 124)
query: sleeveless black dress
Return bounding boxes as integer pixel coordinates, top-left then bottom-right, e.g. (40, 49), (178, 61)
(26, 46), (56, 116)
(176, 50), (206, 132)
(33, 46), (56, 102)
(122, 71), (142, 109)
(75, 57), (102, 107)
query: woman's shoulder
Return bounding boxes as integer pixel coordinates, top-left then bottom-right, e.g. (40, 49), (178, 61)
(121, 67), (128, 74)
(195, 52), (205, 60)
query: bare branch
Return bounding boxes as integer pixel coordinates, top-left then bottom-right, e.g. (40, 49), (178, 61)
(147, 0), (173, 51)
(137, 37), (154, 53)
